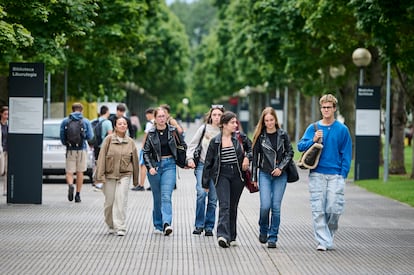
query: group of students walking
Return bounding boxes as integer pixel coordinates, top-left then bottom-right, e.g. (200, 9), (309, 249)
(60, 93), (352, 252)
(184, 93), (351, 251)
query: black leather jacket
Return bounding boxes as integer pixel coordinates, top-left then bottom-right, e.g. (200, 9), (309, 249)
(202, 132), (252, 189)
(251, 129), (294, 182)
(143, 125), (187, 170)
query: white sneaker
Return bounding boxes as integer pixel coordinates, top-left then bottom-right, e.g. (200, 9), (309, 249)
(117, 230), (126, 236)
(108, 228), (115, 235)
(229, 240), (239, 246)
(154, 228), (163, 235)
(317, 244), (327, 251)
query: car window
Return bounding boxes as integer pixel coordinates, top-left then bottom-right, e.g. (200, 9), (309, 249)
(44, 123), (60, 140)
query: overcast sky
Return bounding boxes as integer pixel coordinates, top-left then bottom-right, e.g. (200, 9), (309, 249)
(166, 0), (195, 5)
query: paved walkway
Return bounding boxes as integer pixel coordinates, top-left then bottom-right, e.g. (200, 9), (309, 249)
(1, 122), (414, 275)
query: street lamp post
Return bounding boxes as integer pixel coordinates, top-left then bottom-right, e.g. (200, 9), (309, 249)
(352, 48), (372, 85)
(182, 97), (189, 128)
(352, 48), (382, 181)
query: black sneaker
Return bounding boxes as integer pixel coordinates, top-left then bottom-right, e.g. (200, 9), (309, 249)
(192, 227), (203, 235)
(259, 234), (267, 244)
(205, 230), (214, 237)
(163, 223), (173, 236)
(146, 187), (151, 191)
(268, 242), (277, 248)
(75, 194), (81, 203)
(131, 186), (145, 191)
(68, 184), (74, 201)
(218, 237), (229, 248)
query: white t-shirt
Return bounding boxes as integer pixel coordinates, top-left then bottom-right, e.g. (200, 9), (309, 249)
(144, 119), (154, 133)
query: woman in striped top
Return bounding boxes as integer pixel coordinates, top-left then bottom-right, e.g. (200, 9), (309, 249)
(202, 111), (252, 248)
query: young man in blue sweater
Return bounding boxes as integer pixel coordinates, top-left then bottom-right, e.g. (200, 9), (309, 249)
(297, 94), (352, 251)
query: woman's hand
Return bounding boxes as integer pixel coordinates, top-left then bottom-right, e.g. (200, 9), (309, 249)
(251, 181), (258, 188)
(271, 168), (282, 177)
(242, 157), (249, 171)
(149, 167), (158, 175)
(187, 159), (196, 169)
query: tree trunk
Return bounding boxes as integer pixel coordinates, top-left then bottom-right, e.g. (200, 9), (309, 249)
(338, 81), (355, 158)
(389, 72), (407, 174)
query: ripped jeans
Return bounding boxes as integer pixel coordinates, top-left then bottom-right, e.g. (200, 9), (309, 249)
(308, 172), (345, 249)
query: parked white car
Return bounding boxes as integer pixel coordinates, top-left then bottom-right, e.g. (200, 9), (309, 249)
(43, 119), (94, 181)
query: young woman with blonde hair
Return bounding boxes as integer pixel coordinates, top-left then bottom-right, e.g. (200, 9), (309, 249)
(251, 107), (294, 248)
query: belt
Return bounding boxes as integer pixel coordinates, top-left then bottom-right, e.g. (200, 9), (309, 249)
(221, 163), (237, 168)
(161, 155), (173, 159)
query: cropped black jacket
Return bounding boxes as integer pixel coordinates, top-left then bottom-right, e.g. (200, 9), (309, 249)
(251, 129), (294, 182)
(143, 125), (187, 170)
(202, 131), (252, 189)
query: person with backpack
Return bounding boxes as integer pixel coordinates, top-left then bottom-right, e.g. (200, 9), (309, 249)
(92, 105), (113, 190)
(60, 102), (94, 203)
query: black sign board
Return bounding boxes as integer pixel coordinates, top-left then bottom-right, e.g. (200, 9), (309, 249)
(7, 63), (44, 204)
(354, 86), (381, 180)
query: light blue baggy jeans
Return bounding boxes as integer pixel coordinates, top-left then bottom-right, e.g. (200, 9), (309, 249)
(308, 172), (345, 249)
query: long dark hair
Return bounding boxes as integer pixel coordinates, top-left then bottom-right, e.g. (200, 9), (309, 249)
(220, 111), (237, 128)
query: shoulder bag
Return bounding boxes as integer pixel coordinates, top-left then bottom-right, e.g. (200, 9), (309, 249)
(173, 130), (187, 168)
(236, 131), (258, 193)
(297, 123), (323, 169)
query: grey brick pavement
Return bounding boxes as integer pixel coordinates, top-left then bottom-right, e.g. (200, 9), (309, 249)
(1, 122), (414, 275)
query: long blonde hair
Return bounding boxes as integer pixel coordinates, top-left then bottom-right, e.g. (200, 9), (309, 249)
(252, 107), (280, 147)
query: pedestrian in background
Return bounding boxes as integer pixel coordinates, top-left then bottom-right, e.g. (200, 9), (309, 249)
(92, 105), (113, 191)
(95, 116), (139, 236)
(143, 107), (187, 236)
(110, 103), (134, 138)
(251, 107), (294, 248)
(132, 107), (154, 191)
(186, 105), (224, 236)
(297, 94), (352, 251)
(60, 103), (94, 203)
(202, 111), (251, 248)
(0, 106), (8, 196)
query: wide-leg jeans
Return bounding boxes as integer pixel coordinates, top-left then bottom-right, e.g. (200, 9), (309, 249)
(308, 172), (345, 249)
(215, 164), (244, 242)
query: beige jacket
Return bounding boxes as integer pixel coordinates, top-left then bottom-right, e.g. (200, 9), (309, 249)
(95, 134), (139, 185)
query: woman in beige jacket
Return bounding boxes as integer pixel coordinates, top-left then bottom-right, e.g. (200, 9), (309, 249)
(95, 116), (139, 236)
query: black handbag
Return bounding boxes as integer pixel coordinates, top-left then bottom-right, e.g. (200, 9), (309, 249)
(173, 130), (187, 168)
(286, 160), (299, 183)
(193, 124), (206, 166)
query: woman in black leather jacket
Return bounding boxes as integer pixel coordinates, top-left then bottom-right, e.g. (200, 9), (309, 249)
(251, 107), (294, 249)
(202, 111), (252, 248)
(143, 107), (187, 236)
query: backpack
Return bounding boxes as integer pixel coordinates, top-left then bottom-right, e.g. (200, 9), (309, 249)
(92, 119), (105, 149)
(65, 118), (85, 148)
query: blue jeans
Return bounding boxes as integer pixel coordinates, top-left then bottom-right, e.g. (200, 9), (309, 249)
(194, 162), (217, 231)
(308, 172), (345, 249)
(258, 171), (287, 243)
(147, 157), (176, 230)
